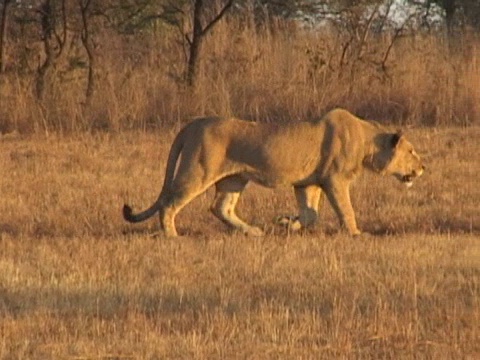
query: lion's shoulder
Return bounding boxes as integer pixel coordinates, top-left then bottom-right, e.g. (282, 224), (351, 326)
(320, 108), (389, 134)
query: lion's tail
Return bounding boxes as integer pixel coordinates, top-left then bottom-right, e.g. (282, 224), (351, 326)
(123, 124), (189, 223)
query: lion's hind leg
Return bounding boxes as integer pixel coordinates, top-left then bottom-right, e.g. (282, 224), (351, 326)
(211, 176), (264, 236)
(160, 181), (214, 237)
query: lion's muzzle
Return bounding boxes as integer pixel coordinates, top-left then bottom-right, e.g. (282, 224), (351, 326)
(401, 165), (425, 187)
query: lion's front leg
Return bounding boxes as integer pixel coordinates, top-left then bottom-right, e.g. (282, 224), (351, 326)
(323, 177), (361, 236)
(277, 185), (323, 231)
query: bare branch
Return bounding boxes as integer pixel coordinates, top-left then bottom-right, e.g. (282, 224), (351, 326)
(357, 3), (380, 60)
(202, 0), (234, 35)
(380, 14), (415, 70)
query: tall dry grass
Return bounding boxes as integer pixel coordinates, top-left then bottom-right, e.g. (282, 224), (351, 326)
(0, 18), (479, 133)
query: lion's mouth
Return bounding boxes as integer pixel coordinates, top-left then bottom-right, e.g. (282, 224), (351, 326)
(401, 174), (414, 188)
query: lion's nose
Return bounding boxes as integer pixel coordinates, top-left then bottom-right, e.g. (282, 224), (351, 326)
(416, 165), (425, 177)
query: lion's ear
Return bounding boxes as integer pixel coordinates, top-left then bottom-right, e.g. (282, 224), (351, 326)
(390, 131), (403, 148)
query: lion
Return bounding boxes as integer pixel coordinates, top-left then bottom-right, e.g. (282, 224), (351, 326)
(123, 108), (424, 237)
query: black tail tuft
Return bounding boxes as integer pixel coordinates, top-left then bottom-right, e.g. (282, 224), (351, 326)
(123, 204), (134, 222)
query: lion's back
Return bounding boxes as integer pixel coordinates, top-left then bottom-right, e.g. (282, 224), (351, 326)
(178, 116), (262, 170)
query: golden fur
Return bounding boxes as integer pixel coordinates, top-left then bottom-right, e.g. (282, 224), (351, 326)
(123, 108), (424, 236)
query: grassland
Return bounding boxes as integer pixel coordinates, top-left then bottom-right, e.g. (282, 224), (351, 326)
(1, 21), (479, 133)
(0, 126), (478, 359)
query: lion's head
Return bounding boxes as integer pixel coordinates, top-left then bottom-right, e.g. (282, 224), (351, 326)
(372, 132), (425, 187)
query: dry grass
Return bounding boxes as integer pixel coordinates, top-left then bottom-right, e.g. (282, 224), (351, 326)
(0, 126), (478, 359)
(0, 20), (479, 133)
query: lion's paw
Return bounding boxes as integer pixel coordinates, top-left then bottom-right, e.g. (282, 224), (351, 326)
(275, 215), (302, 231)
(346, 229), (375, 239)
(245, 226), (265, 237)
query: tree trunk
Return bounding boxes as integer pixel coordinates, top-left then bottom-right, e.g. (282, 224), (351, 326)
(185, 0), (234, 87)
(79, 0), (95, 101)
(36, 0), (56, 99)
(0, 0), (12, 73)
(444, 0), (456, 34)
(186, 0), (204, 86)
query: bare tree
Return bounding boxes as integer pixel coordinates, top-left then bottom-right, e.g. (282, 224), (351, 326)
(185, 0), (234, 86)
(0, 0), (12, 73)
(35, 0), (69, 99)
(79, 0), (95, 101)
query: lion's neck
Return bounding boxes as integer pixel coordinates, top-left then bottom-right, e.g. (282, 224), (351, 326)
(361, 121), (389, 174)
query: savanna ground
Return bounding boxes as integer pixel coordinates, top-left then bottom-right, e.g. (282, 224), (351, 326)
(0, 126), (478, 359)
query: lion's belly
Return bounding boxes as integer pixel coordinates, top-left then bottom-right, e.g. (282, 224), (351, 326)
(227, 126), (322, 187)
(245, 158), (319, 188)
